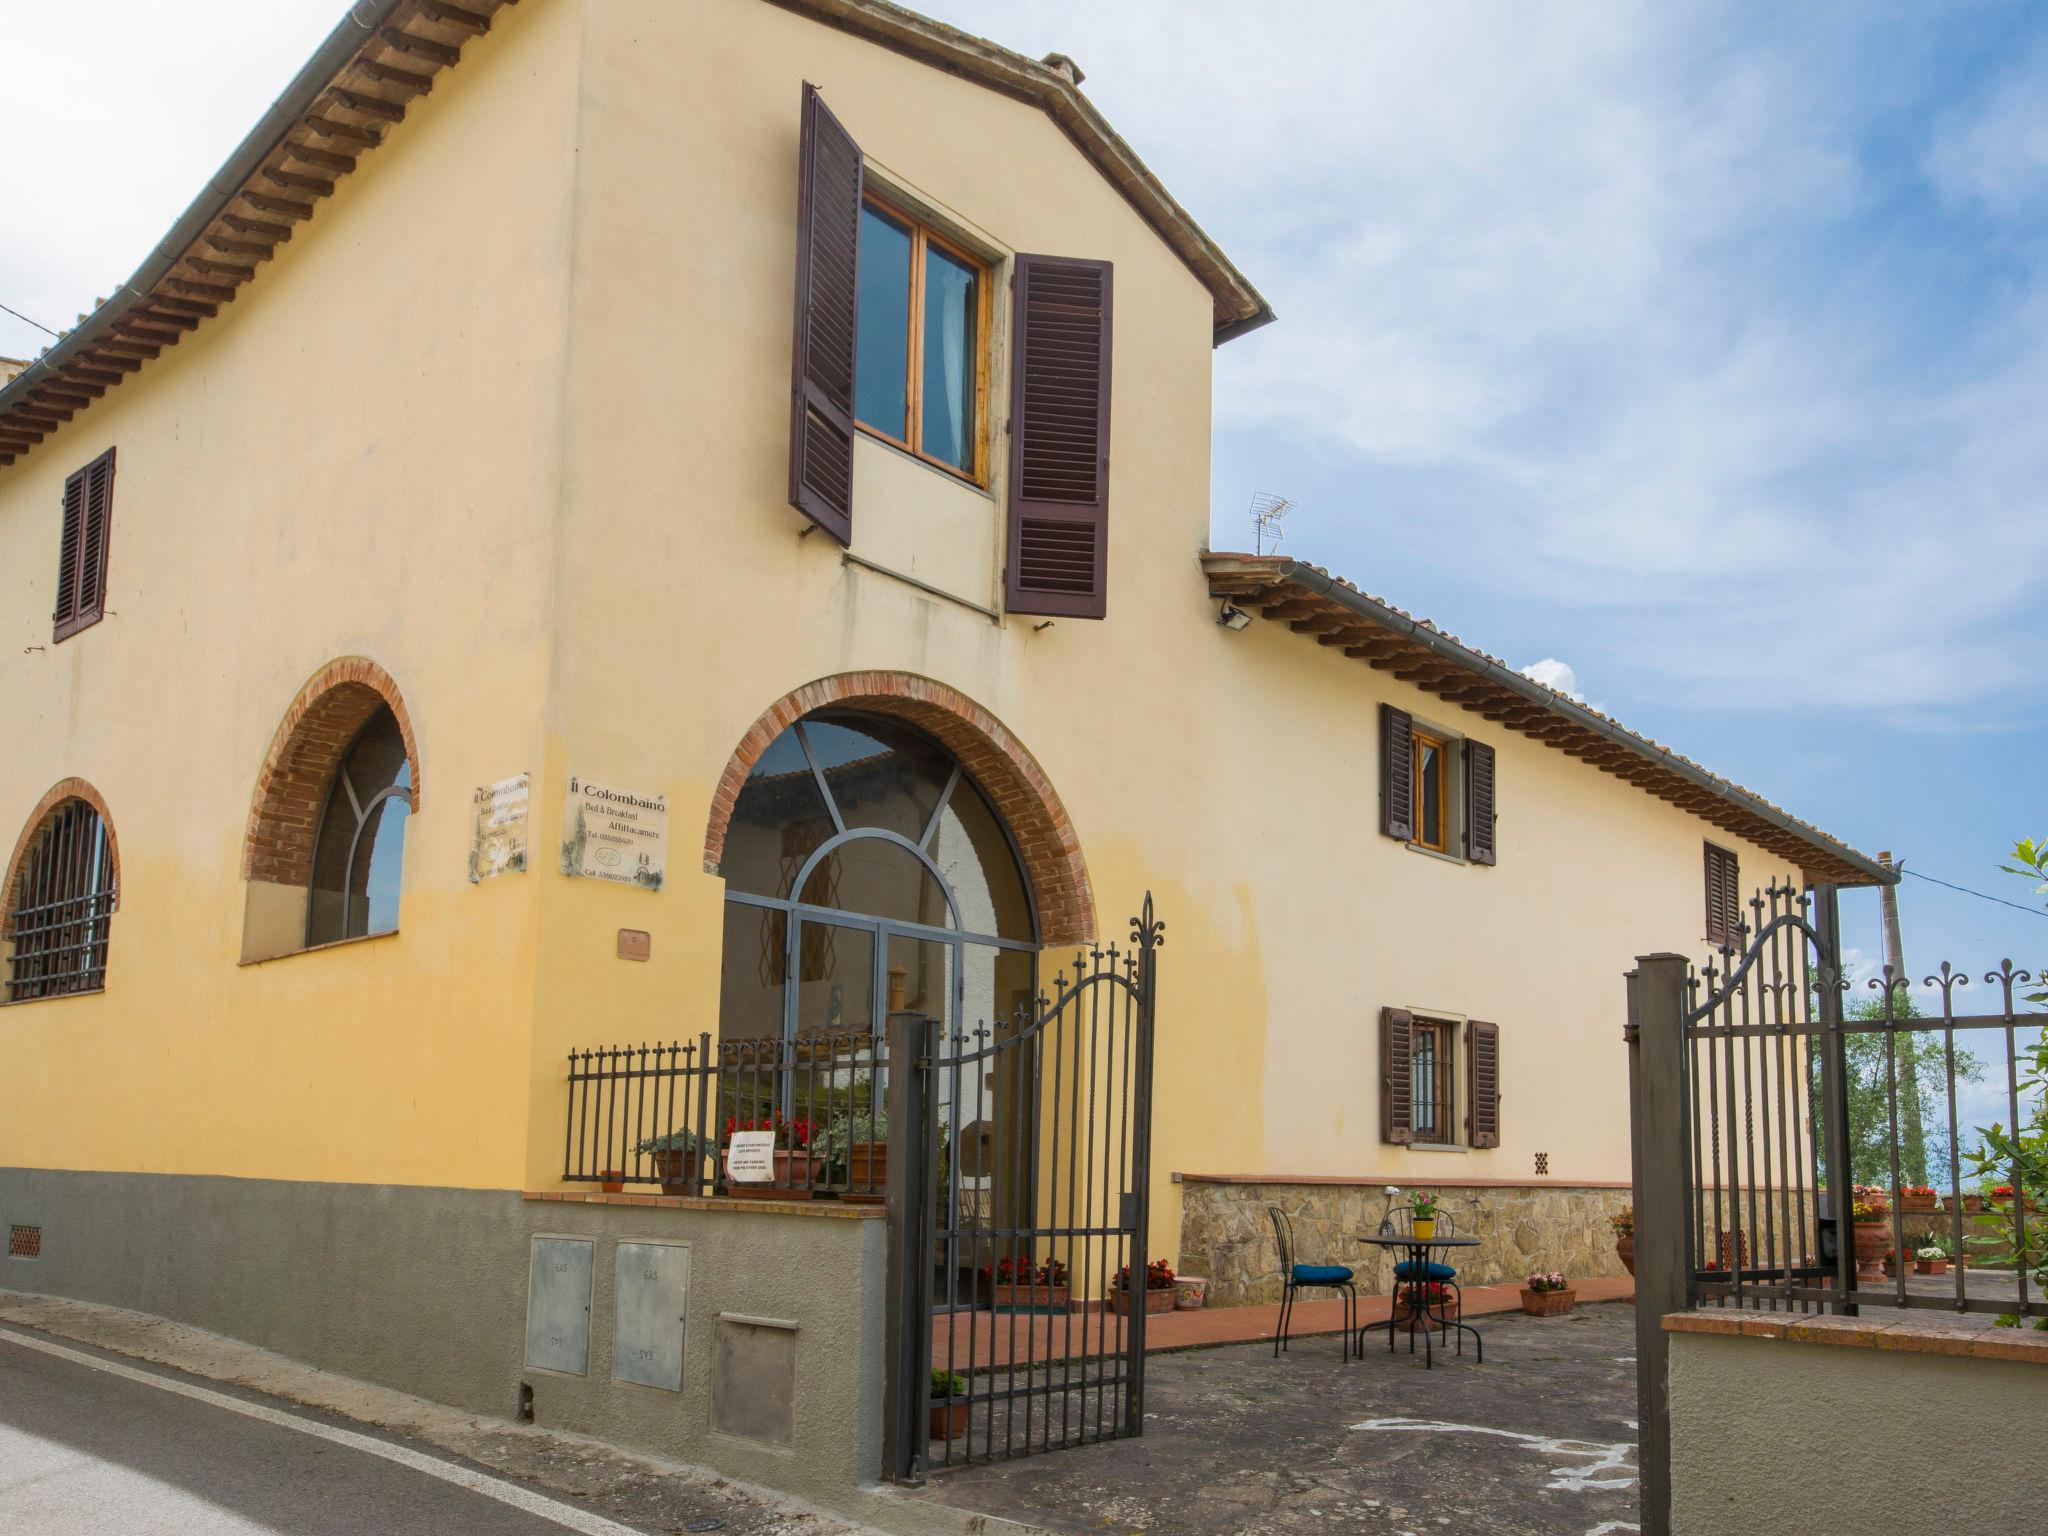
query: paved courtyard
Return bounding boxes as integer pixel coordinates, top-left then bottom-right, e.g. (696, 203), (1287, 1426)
(916, 1302), (1643, 1536)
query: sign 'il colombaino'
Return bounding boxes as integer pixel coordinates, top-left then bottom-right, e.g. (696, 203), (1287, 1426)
(559, 776), (667, 890)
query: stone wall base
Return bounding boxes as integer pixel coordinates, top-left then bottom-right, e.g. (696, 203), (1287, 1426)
(1179, 1179), (1633, 1308)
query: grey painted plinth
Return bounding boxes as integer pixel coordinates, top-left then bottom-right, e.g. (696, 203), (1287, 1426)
(0, 1169), (885, 1507)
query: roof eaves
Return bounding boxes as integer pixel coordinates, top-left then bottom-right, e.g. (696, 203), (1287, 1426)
(769, 0), (1273, 342)
(0, 1), (513, 471)
(1203, 551), (1894, 889)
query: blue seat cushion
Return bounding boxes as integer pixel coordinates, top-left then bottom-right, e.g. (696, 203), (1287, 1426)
(1291, 1264), (1353, 1285)
(1394, 1260), (1457, 1282)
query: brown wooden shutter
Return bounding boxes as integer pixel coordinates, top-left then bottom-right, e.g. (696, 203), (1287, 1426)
(1466, 1019), (1501, 1148)
(1704, 842), (1741, 947)
(1005, 254), (1113, 619)
(1380, 704), (1414, 841)
(1380, 1006), (1415, 1145)
(53, 448), (114, 642)
(1464, 738), (1496, 865)
(52, 468), (84, 635)
(786, 83), (862, 544)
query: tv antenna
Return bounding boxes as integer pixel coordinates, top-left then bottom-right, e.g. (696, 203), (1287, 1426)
(1250, 493), (1293, 556)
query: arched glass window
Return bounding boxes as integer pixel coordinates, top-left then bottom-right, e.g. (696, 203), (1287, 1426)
(306, 706), (412, 946)
(5, 797), (117, 1002)
(719, 711), (1037, 1047)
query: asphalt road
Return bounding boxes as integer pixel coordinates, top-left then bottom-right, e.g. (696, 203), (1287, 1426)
(0, 1328), (651, 1535)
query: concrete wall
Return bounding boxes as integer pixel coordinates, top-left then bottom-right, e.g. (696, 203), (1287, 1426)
(0, 1168), (886, 1501)
(1668, 1329), (2046, 1531)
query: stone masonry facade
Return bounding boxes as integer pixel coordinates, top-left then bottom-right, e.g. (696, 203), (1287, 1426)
(1179, 1178), (1634, 1308)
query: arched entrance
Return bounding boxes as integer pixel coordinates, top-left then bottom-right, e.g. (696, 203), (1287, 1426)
(716, 708), (1039, 1059)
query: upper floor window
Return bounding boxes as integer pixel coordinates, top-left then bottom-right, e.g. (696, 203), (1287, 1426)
(53, 448), (116, 642)
(1411, 727), (1449, 853)
(306, 707), (412, 947)
(855, 198), (988, 482)
(5, 794), (117, 1002)
(1704, 841), (1742, 948)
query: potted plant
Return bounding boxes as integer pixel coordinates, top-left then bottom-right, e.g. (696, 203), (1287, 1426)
(1520, 1271), (1576, 1316)
(1110, 1259), (1176, 1316)
(1949, 1191), (1984, 1215)
(1391, 1280), (1458, 1332)
(812, 1106), (888, 1203)
(1850, 1195), (1889, 1278)
(1610, 1207), (1635, 1275)
(599, 1169), (625, 1195)
(985, 1255), (1069, 1314)
(929, 1369), (970, 1441)
(1408, 1191), (1440, 1243)
(1898, 1184), (1938, 1213)
(722, 1114), (819, 1199)
(634, 1129), (712, 1195)
(1913, 1241), (1950, 1276)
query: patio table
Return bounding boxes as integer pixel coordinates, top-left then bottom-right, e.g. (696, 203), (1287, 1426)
(1355, 1232), (1484, 1368)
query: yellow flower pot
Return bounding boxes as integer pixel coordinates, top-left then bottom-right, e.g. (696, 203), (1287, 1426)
(1412, 1217), (1436, 1242)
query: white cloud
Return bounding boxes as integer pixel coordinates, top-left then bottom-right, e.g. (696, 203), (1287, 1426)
(1520, 659), (1582, 700)
(920, 0), (2048, 719)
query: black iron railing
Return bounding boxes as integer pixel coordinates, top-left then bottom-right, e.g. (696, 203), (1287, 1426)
(1637, 881), (2047, 1324)
(562, 1029), (890, 1201)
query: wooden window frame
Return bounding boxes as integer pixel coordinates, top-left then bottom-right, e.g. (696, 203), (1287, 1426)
(1411, 1017), (1457, 1145)
(1410, 728), (1449, 853)
(855, 194), (994, 488)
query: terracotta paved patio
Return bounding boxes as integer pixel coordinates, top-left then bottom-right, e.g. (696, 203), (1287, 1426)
(931, 1276), (1637, 1369)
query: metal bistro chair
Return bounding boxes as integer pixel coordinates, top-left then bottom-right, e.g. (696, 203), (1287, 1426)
(1385, 1205), (1465, 1352)
(1268, 1205), (1357, 1362)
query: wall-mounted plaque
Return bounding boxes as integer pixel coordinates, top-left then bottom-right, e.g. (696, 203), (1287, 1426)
(469, 773), (530, 883)
(616, 928), (651, 962)
(560, 776), (667, 890)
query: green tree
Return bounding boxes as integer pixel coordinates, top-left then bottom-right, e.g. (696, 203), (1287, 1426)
(1965, 837), (2048, 1323)
(1814, 989), (1982, 1188)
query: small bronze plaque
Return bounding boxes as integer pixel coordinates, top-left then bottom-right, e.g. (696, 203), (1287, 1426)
(617, 928), (651, 962)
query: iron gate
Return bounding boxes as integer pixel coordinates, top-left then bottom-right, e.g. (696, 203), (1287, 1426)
(1624, 878), (2048, 1536)
(883, 897), (1162, 1481)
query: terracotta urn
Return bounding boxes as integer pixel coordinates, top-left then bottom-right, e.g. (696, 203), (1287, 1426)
(1616, 1235), (1635, 1276)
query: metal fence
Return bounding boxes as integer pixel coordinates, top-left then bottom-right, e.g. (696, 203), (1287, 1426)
(1626, 879), (2048, 1536)
(563, 1029), (890, 1201)
(1651, 880), (2047, 1321)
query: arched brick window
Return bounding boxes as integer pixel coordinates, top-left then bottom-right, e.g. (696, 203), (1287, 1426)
(5, 783), (119, 1002)
(243, 659), (419, 960)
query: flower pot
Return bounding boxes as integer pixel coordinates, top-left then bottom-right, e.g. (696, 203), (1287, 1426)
(723, 1149), (818, 1199)
(1520, 1287), (1577, 1317)
(991, 1283), (1070, 1315)
(599, 1171), (625, 1195)
(1174, 1276), (1208, 1310)
(1852, 1220), (1888, 1279)
(1615, 1235), (1635, 1276)
(1109, 1286), (1175, 1316)
(929, 1400), (970, 1440)
(1898, 1193), (1937, 1213)
(1411, 1218), (1437, 1243)
(650, 1148), (701, 1195)
(1390, 1294), (1459, 1333)
(843, 1141), (887, 1202)
(1913, 1259), (1947, 1276)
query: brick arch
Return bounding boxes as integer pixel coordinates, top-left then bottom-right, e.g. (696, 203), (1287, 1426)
(243, 658), (420, 885)
(704, 672), (1096, 946)
(5, 777), (121, 915)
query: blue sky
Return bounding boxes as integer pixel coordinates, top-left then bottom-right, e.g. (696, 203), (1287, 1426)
(3, 1), (2043, 997)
